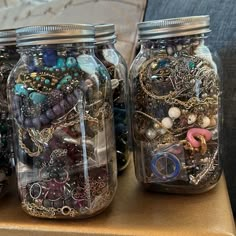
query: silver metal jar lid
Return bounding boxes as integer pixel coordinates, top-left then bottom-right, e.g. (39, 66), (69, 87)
(94, 24), (116, 44)
(0, 29), (16, 46)
(138, 16), (211, 40)
(16, 24), (95, 47)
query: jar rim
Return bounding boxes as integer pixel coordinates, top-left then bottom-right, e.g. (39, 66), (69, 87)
(138, 16), (211, 40)
(0, 29), (16, 46)
(16, 24), (95, 47)
(94, 24), (117, 44)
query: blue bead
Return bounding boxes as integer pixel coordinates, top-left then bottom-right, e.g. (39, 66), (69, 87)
(43, 49), (57, 67)
(56, 57), (66, 68)
(15, 84), (28, 96)
(66, 57), (77, 68)
(158, 60), (168, 68)
(29, 92), (47, 104)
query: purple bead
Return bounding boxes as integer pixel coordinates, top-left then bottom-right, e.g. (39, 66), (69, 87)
(46, 109), (56, 120)
(14, 108), (21, 117)
(24, 118), (33, 128)
(39, 114), (50, 125)
(60, 99), (71, 111)
(17, 115), (24, 125)
(32, 117), (41, 130)
(53, 104), (64, 116)
(66, 94), (77, 106)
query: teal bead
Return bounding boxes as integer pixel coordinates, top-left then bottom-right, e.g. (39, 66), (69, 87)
(49, 67), (54, 72)
(56, 57), (66, 68)
(36, 76), (41, 81)
(66, 57), (77, 68)
(58, 75), (72, 87)
(15, 84), (28, 96)
(29, 92), (47, 104)
(61, 67), (66, 72)
(74, 72), (79, 76)
(44, 79), (51, 85)
(57, 84), (62, 89)
(189, 61), (195, 69)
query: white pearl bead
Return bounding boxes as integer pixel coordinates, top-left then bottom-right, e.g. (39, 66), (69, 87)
(210, 117), (217, 126)
(161, 117), (173, 129)
(167, 46), (174, 55)
(168, 107), (181, 119)
(176, 44), (182, 51)
(187, 114), (197, 124)
(200, 116), (211, 128)
(145, 128), (157, 140)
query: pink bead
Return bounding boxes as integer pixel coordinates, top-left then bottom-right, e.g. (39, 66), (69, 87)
(186, 128), (212, 148)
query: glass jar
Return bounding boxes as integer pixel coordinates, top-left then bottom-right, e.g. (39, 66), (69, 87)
(129, 16), (221, 194)
(94, 24), (130, 173)
(8, 24), (117, 218)
(0, 29), (19, 197)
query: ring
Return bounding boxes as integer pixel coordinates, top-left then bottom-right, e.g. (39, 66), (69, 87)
(61, 206), (71, 216)
(29, 182), (42, 200)
(151, 152), (181, 181)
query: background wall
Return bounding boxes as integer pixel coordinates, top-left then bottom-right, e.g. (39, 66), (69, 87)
(145, 0), (236, 214)
(0, 0), (146, 65)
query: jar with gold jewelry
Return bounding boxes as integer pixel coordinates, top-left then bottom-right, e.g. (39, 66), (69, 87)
(94, 24), (130, 173)
(0, 29), (19, 197)
(129, 16), (221, 193)
(8, 24), (117, 218)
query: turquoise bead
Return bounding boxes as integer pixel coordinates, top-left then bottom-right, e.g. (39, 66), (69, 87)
(44, 79), (50, 85)
(15, 84), (28, 96)
(66, 57), (77, 68)
(36, 76), (41, 81)
(58, 75), (72, 88)
(29, 92), (47, 104)
(56, 57), (66, 68)
(74, 72), (79, 76)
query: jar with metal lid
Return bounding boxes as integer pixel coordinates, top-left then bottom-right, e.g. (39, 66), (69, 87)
(94, 24), (130, 173)
(0, 29), (19, 197)
(8, 24), (117, 218)
(129, 16), (221, 193)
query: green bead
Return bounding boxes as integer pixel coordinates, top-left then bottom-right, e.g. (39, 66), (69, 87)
(36, 76), (41, 81)
(44, 79), (51, 85)
(61, 67), (66, 72)
(74, 72), (79, 76)
(49, 67), (54, 72)
(189, 61), (195, 69)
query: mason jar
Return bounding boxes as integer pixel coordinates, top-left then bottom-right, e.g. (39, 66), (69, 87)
(94, 24), (130, 173)
(129, 16), (221, 194)
(8, 24), (117, 218)
(0, 29), (19, 197)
